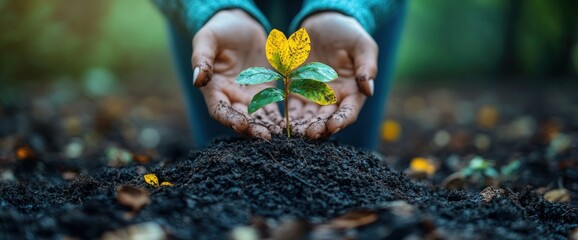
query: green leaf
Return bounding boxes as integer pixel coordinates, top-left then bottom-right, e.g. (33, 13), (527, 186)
(236, 67), (283, 85)
(248, 88), (285, 114)
(289, 62), (338, 82)
(289, 79), (336, 105)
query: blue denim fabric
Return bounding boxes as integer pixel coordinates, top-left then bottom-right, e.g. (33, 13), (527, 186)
(168, 2), (407, 150)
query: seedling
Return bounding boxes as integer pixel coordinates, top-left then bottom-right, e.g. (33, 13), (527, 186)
(461, 156), (498, 179)
(236, 28), (338, 138)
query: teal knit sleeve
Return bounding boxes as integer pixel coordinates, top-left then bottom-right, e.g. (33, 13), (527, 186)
(153, 0), (271, 37)
(289, 0), (403, 34)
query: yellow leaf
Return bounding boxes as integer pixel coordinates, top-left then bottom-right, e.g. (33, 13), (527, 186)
(381, 119), (401, 142)
(477, 105), (499, 129)
(286, 28), (310, 72)
(144, 173), (159, 187)
(160, 182), (174, 187)
(410, 157), (436, 176)
(543, 188), (570, 203)
(266, 29), (290, 75)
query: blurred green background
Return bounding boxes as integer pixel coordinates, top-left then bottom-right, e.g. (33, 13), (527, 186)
(0, 0), (577, 158)
(1, 0), (577, 89)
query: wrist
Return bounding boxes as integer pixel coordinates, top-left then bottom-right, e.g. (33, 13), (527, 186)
(301, 11), (356, 28)
(213, 9), (266, 33)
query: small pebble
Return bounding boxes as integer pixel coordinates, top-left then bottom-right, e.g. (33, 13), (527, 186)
(138, 128), (161, 149)
(474, 134), (491, 151)
(433, 130), (451, 148)
(230, 226), (259, 240)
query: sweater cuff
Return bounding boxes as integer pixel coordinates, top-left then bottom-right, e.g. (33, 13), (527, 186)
(290, 0), (374, 34)
(158, 0), (271, 37)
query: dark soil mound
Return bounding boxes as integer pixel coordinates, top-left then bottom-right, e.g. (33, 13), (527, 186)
(1, 138), (577, 239)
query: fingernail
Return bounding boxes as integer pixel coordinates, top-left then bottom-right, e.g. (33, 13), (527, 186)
(193, 66), (200, 85)
(333, 128), (341, 134)
(315, 134), (320, 139)
(232, 125), (240, 133)
(368, 79), (374, 96)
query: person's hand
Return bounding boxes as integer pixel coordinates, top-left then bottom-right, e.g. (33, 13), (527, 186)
(192, 9), (283, 140)
(289, 12), (378, 139)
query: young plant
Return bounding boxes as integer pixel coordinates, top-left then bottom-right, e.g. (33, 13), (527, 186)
(236, 28), (338, 138)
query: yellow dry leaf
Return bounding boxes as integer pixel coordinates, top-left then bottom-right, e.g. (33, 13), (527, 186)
(160, 182), (174, 187)
(381, 119), (401, 142)
(286, 28), (310, 73)
(329, 210), (378, 229)
(144, 173), (159, 187)
(410, 157), (436, 175)
(543, 188), (570, 203)
(477, 105), (499, 129)
(116, 185), (150, 211)
(266, 29), (290, 75)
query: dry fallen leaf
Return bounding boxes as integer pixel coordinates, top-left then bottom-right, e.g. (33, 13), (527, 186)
(117, 185), (150, 211)
(409, 157), (437, 176)
(544, 188), (571, 203)
(328, 210), (378, 229)
(144, 173), (159, 187)
(477, 105), (499, 129)
(160, 182), (174, 187)
(144, 174), (174, 188)
(132, 154), (151, 164)
(15, 145), (35, 161)
(381, 119), (402, 142)
(442, 172), (466, 190)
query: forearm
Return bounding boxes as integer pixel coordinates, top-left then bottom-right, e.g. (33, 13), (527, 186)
(290, 0), (404, 34)
(153, 0), (270, 37)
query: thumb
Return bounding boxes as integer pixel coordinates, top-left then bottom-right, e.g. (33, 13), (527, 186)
(191, 30), (217, 87)
(353, 37), (378, 97)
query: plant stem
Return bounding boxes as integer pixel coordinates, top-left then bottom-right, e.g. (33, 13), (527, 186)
(284, 76), (290, 139)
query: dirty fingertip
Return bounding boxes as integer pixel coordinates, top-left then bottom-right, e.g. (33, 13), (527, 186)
(356, 76), (370, 97)
(306, 123), (326, 139)
(332, 127), (342, 134)
(368, 79), (374, 96)
(327, 118), (345, 133)
(231, 117), (249, 134)
(192, 66), (200, 86)
(193, 64), (213, 87)
(248, 125), (271, 140)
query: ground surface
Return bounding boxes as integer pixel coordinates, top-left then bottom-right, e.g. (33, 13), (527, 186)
(1, 138), (577, 239)
(1, 85), (578, 239)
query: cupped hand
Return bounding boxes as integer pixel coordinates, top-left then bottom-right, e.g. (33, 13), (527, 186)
(289, 12), (378, 139)
(192, 9), (283, 140)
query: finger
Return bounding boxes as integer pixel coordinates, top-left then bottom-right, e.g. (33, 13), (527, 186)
(258, 104), (283, 135)
(305, 105), (337, 139)
(191, 30), (217, 87)
(353, 36), (378, 97)
(205, 92), (248, 134)
(231, 102), (250, 118)
(301, 102), (318, 122)
(246, 123), (272, 140)
(327, 94), (365, 134)
(233, 102), (280, 137)
(291, 102), (319, 136)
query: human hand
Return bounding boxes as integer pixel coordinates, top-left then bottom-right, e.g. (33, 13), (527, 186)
(192, 9), (283, 140)
(289, 12), (378, 139)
